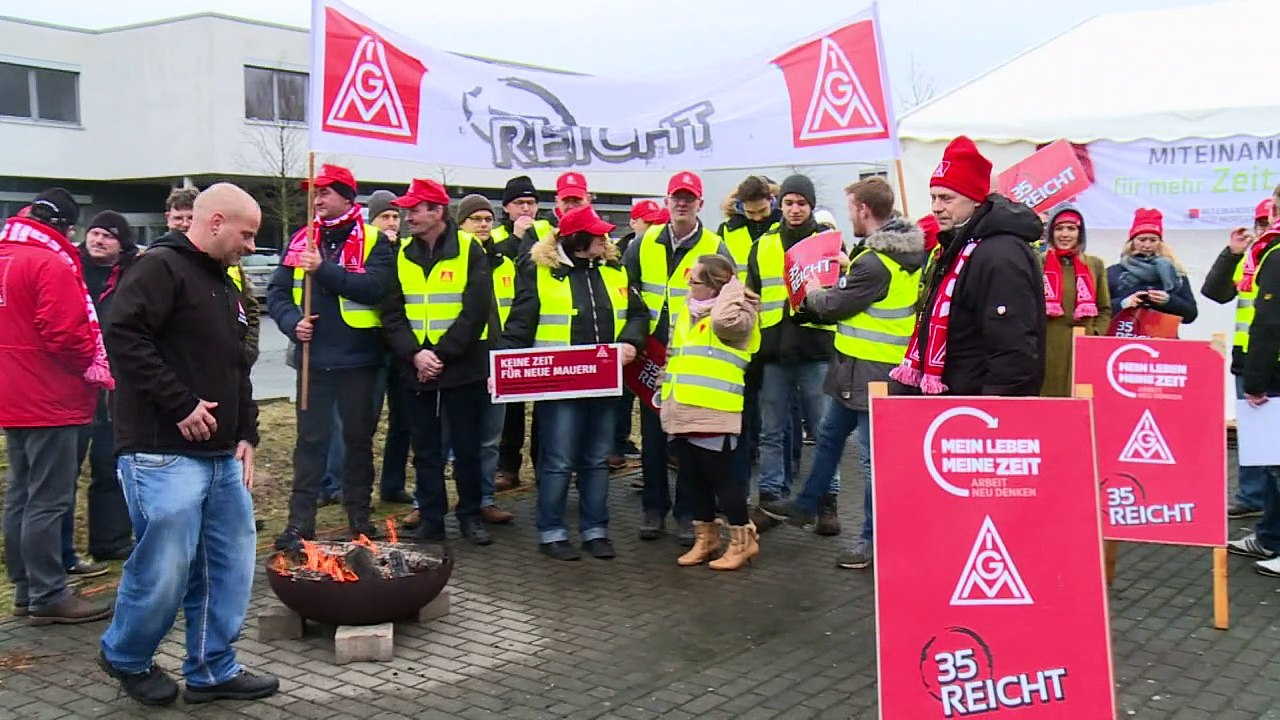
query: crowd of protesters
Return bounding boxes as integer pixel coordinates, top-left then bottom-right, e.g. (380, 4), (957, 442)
(4, 135), (1280, 707)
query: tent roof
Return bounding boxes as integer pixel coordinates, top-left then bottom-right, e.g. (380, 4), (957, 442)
(899, 0), (1278, 144)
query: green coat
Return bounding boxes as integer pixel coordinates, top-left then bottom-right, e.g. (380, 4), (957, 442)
(1040, 253), (1111, 397)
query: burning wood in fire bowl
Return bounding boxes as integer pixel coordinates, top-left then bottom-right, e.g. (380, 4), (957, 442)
(265, 524), (453, 627)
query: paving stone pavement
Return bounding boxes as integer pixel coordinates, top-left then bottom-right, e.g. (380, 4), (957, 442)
(2, 455), (1280, 719)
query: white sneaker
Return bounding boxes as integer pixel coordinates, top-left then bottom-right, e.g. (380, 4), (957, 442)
(1226, 533), (1278, 560)
(1255, 555), (1280, 578)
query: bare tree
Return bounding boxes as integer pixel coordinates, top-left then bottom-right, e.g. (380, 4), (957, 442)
(238, 120), (307, 249)
(902, 54), (938, 112)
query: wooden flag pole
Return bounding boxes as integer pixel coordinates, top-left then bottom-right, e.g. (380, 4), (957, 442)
(1213, 547), (1229, 630)
(300, 150), (316, 411)
(894, 158), (911, 218)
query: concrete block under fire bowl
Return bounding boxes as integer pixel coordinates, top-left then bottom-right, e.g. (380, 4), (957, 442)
(266, 539), (453, 626)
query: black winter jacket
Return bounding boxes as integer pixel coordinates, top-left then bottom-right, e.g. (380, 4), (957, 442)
(266, 220), (394, 371)
(381, 220), (492, 391)
(502, 236), (649, 351)
(902, 195), (1046, 397)
(106, 232), (258, 455)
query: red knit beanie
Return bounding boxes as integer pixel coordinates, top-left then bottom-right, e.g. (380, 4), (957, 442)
(930, 136), (992, 203)
(1129, 208), (1163, 239)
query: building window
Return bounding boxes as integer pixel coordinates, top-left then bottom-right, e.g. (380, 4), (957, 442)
(245, 66), (307, 123)
(0, 62), (79, 123)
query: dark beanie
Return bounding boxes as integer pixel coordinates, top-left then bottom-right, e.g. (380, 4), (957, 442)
(30, 187), (79, 228)
(366, 190), (398, 220)
(456, 194), (494, 223)
(88, 210), (135, 250)
(501, 175), (537, 206)
(779, 174), (816, 208)
(331, 182), (358, 202)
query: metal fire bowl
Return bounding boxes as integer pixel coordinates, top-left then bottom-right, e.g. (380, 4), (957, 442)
(265, 547), (453, 626)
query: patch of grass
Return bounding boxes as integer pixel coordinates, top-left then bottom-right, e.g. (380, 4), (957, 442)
(0, 398), (620, 612)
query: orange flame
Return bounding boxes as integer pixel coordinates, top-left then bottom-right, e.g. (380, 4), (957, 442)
(298, 539), (357, 582)
(386, 518), (399, 544)
(352, 534), (377, 553)
(269, 554), (289, 576)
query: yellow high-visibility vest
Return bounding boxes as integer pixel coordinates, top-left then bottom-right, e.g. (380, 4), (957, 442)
(661, 309), (758, 412)
(291, 224), (382, 329)
(833, 250), (920, 363)
(1240, 242), (1280, 353)
(397, 231), (477, 345)
(227, 265), (244, 292)
(533, 263), (629, 347)
(754, 230), (835, 332)
(492, 255), (516, 331)
(720, 223), (771, 279)
(637, 224), (722, 335)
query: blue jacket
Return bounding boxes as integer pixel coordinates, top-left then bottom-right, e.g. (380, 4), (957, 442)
(267, 220), (394, 370)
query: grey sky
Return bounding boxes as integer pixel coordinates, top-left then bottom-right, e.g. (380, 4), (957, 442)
(0, 0), (1216, 110)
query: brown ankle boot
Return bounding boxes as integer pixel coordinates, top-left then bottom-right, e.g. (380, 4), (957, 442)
(677, 521), (722, 566)
(709, 522), (759, 571)
(28, 592), (113, 625)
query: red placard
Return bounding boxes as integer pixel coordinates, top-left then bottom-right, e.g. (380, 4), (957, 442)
(1072, 336), (1227, 546)
(871, 396), (1115, 720)
(784, 230), (843, 309)
(1106, 307), (1181, 339)
(489, 344), (622, 403)
(623, 336), (666, 413)
(997, 140), (1092, 213)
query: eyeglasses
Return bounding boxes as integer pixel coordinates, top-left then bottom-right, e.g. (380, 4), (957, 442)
(509, 199), (538, 209)
(687, 279), (705, 286)
(465, 215), (494, 224)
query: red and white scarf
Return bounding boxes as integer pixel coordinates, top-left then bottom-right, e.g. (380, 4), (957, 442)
(890, 238), (981, 395)
(282, 204), (367, 272)
(1043, 249), (1098, 321)
(1237, 238), (1273, 293)
(0, 215), (114, 390)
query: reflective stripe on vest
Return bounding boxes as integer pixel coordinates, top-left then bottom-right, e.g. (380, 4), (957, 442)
(661, 309), (759, 412)
(533, 263), (630, 347)
(637, 225), (723, 334)
(834, 251), (920, 363)
(492, 255), (516, 333)
(227, 265), (244, 292)
(397, 232), (476, 345)
(754, 231), (834, 332)
(291, 224), (382, 329)
(1242, 242), (1280, 353)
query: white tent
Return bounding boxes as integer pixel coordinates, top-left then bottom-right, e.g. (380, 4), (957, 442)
(894, 0), (1280, 419)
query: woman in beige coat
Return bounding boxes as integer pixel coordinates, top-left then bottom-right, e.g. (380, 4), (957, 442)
(660, 254), (761, 570)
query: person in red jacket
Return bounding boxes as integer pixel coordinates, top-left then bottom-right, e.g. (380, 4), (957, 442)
(0, 188), (115, 625)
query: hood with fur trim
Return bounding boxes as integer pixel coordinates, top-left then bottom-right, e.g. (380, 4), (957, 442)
(862, 217), (926, 272)
(529, 229), (621, 270)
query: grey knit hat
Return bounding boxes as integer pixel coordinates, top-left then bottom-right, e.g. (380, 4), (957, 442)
(455, 194), (495, 223)
(366, 190), (398, 220)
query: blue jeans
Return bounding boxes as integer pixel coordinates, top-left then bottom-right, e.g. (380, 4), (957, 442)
(614, 389), (635, 455)
(536, 397), (616, 543)
(758, 360), (834, 499)
(443, 400), (506, 508)
(795, 400), (872, 541)
(101, 453), (256, 686)
(1235, 375), (1269, 509)
(640, 402), (689, 521)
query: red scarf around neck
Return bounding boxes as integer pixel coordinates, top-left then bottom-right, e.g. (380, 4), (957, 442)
(1238, 238), (1273, 293)
(1043, 248), (1097, 321)
(283, 204), (367, 272)
(890, 237), (981, 395)
(0, 215), (114, 390)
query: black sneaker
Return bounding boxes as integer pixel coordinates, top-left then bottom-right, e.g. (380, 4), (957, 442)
(460, 517), (492, 546)
(98, 650), (179, 706)
(272, 526), (310, 551)
(414, 526), (446, 545)
(639, 512), (665, 540)
(67, 559), (109, 579)
(624, 442), (641, 460)
(540, 540), (581, 561)
(183, 671), (279, 704)
(751, 505), (780, 534)
(582, 538), (616, 559)
(348, 520), (380, 541)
